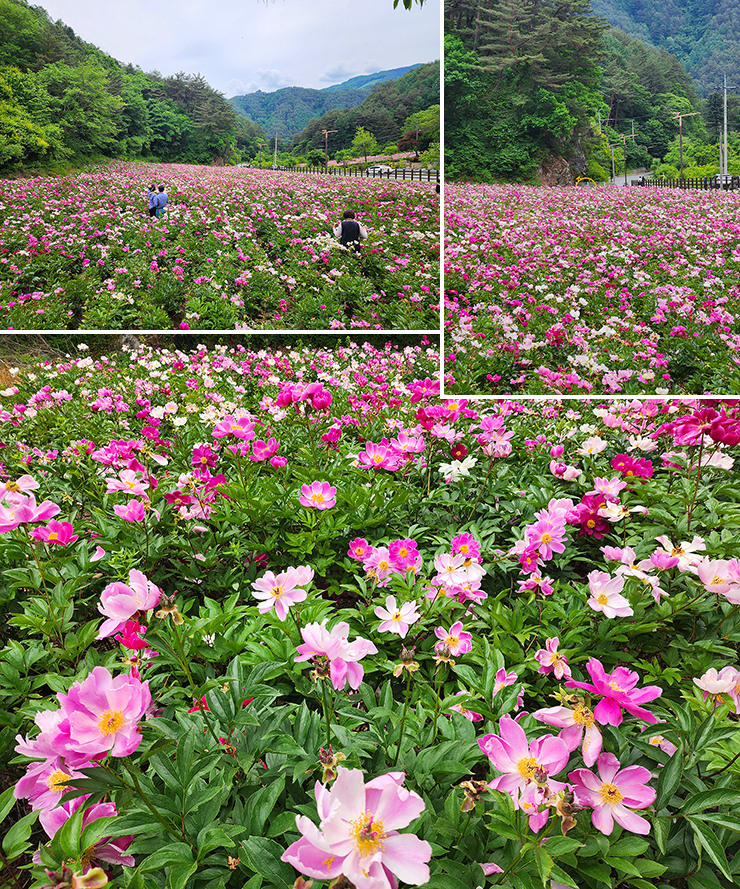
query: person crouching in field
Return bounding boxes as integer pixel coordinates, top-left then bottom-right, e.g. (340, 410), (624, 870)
(333, 210), (367, 252)
(147, 184), (158, 217)
(155, 185), (168, 219)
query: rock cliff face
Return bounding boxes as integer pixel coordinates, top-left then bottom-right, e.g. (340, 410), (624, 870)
(538, 154), (574, 186)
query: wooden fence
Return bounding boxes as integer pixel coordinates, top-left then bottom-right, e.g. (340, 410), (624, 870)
(643, 177), (740, 191)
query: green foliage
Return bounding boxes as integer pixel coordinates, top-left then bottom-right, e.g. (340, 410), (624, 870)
(350, 126), (378, 162)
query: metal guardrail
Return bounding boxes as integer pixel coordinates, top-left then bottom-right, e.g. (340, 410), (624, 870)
(282, 165), (440, 182)
(642, 177), (740, 191)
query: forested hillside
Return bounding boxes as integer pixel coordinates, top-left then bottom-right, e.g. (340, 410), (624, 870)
(0, 0), (266, 172)
(229, 65), (421, 138)
(291, 61), (440, 156)
(444, 0), (710, 183)
(593, 0), (740, 96)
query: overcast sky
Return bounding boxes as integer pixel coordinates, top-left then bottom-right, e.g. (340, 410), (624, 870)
(39, 0), (440, 97)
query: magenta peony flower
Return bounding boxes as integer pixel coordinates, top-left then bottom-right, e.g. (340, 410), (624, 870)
(251, 438), (280, 461)
(295, 619), (377, 691)
(251, 566), (313, 621)
(54, 667), (151, 759)
(569, 752), (655, 835)
(97, 569), (161, 639)
(299, 480), (337, 509)
(566, 658), (662, 726)
(281, 767), (431, 887)
(30, 520), (79, 546)
(212, 415), (255, 440)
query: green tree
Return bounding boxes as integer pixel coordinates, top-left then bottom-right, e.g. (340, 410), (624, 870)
(350, 125), (378, 162)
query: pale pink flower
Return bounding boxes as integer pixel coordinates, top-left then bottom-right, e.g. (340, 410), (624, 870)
(374, 595), (420, 638)
(252, 567), (312, 620)
(450, 692), (483, 722)
(212, 415), (256, 440)
(38, 796), (134, 866)
(534, 637), (571, 680)
(569, 752), (655, 835)
(479, 715), (570, 809)
(491, 668), (518, 698)
(524, 515), (567, 561)
(282, 768), (431, 887)
(295, 619), (377, 691)
(696, 558), (740, 603)
(0, 474), (40, 502)
(299, 481), (337, 510)
(590, 477), (628, 501)
(533, 702), (603, 767)
(586, 571), (634, 618)
(106, 469), (149, 497)
(0, 493), (60, 532)
(653, 535), (705, 573)
(14, 755), (85, 813)
(97, 569), (161, 639)
(549, 460), (582, 481)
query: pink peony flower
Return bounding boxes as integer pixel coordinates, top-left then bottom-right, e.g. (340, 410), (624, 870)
(251, 438), (280, 461)
(534, 637), (571, 680)
(569, 752), (655, 835)
(251, 566), (313, 621)
(38, 797), (135, 865)
(533, 702), (603, 767)
(374, 595), (421, 638)
(450, 691), (483, 722)
(113, 500), (146, 522)
(434, 621), (473, 656)
(281, 767), (432, 887)
(0, 493), (61, 533)
(53, 666), (152, 759)
(97, 570), (161, 639)
(566, 658), (662, 726)
(212, 415), (255, 440)
(299, 480), (337, 510)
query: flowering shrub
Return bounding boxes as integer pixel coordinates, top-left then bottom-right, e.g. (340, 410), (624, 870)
(0, 162), (439, 331)
(3, 339), (740, 889)
(444, 183), (740, 394)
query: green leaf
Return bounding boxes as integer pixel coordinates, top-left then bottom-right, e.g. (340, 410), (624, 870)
(548, 864), (578, 888)
(687, 816), (734, 881)
(543, 836), (583, 856)
(0, 785), (17, 823)
(655, 741), (683, 809)
(694, 813), (740, 833)
(609, 836), (649, 857)
(56, 801), (85, 858)
(2, 809), (38, 859)
(683, 788), (740, 815)
(605, 857), (642, 877)
(652, 815), (671, 854)
(533, 845), (554, 886)
(240, 836), (296, 888)
(139, 843), (195, 871)
(167, 862), (199, 889)
(196, 826), (237, 859)
(245, 776), (285, 837)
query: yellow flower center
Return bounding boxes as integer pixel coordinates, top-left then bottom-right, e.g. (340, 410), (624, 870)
(310, 493), (325, 504)
(541, 533), (552, 543)
(46, 768), (71, 794)
(391, 610), (402, 622)
(397, 547), (409, 558)
(609, 681), (625, 693)
(517, 756), (540, 779)
(625, 470), (634, 477)
(712, 574), (725, 585)
(350, 812), (386, 858)
(586, 519), (596, 528)
(322, 855), (336, 871)
(47, 532), (59, 541)
(599, 782), (624, 805)
(378, 560), (389, 572)
(271, 585), (284, 599)
(597, 593), (609, 604)
(447, 635), (459, 648)
(98, 709), (125, 735)
(460, 544), (470, 554)
(373, 455), (384, 463)
(573, 706), (595, 727)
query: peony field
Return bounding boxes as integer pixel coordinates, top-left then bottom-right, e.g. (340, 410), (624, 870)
(444, 184), (740, 396)
(2, 337), (740, 889)
(0, 163), (439, 332)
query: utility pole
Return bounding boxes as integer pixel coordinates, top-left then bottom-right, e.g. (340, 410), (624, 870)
(671, 111), (700, 181)
(322, 128), (337, 165)
(618, 132), (637, 186)
(273, 134), (278, 167)
(724, 73), (728, 178)
(608, 144), (616, 184)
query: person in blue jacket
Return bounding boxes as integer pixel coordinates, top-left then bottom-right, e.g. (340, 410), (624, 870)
(155, 185), (168, 219)
(147, 184), (158, 217)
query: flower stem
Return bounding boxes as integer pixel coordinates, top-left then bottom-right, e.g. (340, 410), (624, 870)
(119, 759), (188, 844)
(686, 437), (704, 533)
(392, 668), (413, 767)
(169, 621), (222, 748)
(466, 451), (496, 523)
(321, 678), (332, 748)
